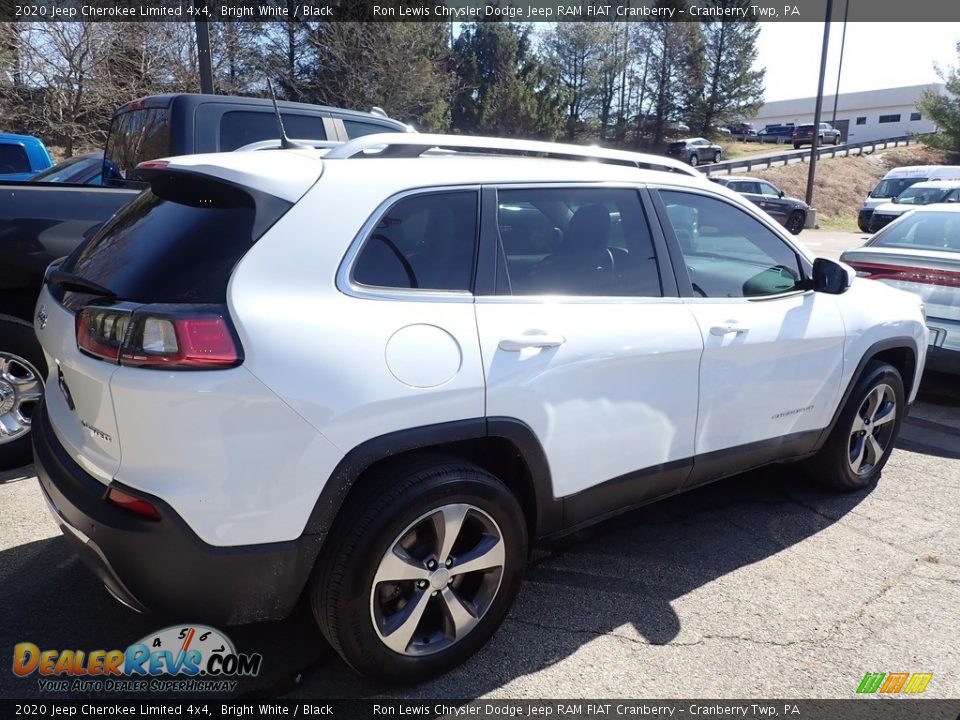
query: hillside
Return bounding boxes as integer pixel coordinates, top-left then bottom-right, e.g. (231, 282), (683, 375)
(749, 144), (957, 230)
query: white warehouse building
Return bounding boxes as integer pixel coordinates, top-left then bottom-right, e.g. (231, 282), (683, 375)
(749, 83), (946, 144)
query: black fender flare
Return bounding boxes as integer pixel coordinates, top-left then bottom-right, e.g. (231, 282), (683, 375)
(302, 416), (562, 542)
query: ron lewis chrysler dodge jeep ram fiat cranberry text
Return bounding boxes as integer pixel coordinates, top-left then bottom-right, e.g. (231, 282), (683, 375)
(32, 134), (927, 683)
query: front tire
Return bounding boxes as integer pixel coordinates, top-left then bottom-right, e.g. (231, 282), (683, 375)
(713, 150), (722, 163)
(689, 154), (699, 167)
(312, 458), (528, 683)
(802, 361), (905, 492)
(786, 210), (805, 235)
(0, 317), (47, 470)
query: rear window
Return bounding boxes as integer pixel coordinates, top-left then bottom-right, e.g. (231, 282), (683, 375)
(0, 144), (31, 174)
(58, 173), (291, 305)
(104, 107), (171, 183)
(871, 212), (960, 253)
(219, 111), (326, 151)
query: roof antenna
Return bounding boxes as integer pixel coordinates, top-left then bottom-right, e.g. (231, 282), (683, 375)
(267, 79), (307, 150)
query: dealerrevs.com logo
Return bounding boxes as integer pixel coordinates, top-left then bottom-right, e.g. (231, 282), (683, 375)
(856, 672), (933, 695)
(13, 625), (262, 693)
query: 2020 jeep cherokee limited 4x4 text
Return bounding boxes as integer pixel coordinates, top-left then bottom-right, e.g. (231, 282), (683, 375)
(32, 134), (927, 683)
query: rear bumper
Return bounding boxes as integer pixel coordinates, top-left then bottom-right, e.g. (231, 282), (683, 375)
(32, 403), (321, 624)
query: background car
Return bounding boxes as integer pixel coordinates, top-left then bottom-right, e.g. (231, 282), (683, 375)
(792, 122), (841, 149)
(757, 125), (794, 144)
(867, 179), (960, 232)
(710, 176), (809, 234)
(841, 206), (960, 375)
(0, 133), (53, 180)
(665, 137), (722, 166)
(728, 123), (758, 141)
(29, 152), (105, 185)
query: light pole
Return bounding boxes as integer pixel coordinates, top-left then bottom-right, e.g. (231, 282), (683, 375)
(831, 0), (850, 126)
(805, 0), (834, 208)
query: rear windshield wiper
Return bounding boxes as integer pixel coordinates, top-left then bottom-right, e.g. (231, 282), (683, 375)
(46, 269), (117, 298)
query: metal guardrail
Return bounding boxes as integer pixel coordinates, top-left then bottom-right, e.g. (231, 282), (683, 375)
(699, 135), (919, 176)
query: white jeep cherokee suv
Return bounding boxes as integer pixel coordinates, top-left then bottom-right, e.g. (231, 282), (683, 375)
(33, 134), (927, 683)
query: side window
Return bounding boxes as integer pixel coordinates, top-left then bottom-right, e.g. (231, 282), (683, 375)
(497, 187), (661, 297)
(219, 111), (326, 151)
(758, 182), (781, 198)
(0, 144), (31, 174)
(352, 191), (478, 292)
(660, 190), (804, 298)
(738, 182), (761, 194)
(343, 119), (395, 138)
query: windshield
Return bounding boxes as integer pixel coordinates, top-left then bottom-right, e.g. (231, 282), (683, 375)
(896, 187), (949, 205)
(871, 211), (960, 253)
(872, 177), (926, 199)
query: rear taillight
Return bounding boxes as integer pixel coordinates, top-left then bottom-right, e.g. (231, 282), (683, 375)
(848, 261), (960, 288)
(107, 486), (161, 520)
(76, 304), (242, 369)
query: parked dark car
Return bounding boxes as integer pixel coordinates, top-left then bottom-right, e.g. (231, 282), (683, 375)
(792, 122), (841, 149)
(29, 152), (105, 185)
(665, 137), (722, 167)
(710, 176), (809, 234)
(728, 123), (758, 141)
(757, 125), (794, 144)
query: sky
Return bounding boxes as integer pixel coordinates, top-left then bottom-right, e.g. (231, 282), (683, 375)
(756, 23), (958, 101)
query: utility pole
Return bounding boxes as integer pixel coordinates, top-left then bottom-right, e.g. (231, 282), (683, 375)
(195, 5), (214, 95)
(805, 0), (833, 207)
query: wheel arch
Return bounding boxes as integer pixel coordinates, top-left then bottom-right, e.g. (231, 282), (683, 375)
(813, 338), (918, 452)
(303, 417), (562, 547)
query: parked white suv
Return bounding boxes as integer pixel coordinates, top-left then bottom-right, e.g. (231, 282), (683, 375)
(33, 134), (927, 683)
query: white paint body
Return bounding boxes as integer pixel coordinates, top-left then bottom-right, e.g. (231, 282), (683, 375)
(36, 147), (928, 548)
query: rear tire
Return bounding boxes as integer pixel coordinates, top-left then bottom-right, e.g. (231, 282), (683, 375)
(802, 361), (904, 492)
(0, 317), (47, 470)
(311, 458), (528, 683)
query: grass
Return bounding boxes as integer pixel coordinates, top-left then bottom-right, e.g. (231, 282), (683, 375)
(721, 140), (785, 159)
(745, 144), (957, 231)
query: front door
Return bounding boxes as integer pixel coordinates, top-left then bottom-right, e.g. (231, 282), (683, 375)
(653, 188), (846, 475)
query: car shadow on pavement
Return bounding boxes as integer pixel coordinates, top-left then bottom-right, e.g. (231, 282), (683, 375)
(285, 463), (873, 698)
(0, 528), (329, 699)
(0, 446), (936, 700)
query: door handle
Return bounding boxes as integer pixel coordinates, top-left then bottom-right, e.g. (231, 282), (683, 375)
(498, 333), (567, 351)
(709, 324), (750, 336)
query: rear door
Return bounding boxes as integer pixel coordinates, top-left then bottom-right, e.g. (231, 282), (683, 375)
(475, 185), (703, 517)
(651, 187), (845, 476)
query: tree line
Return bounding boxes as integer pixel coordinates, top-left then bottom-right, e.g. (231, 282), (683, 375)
(0, 11), (766, 156)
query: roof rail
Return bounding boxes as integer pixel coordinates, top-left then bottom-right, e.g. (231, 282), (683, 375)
(233, 138), (342, 152)
(323, 133), (701, 177)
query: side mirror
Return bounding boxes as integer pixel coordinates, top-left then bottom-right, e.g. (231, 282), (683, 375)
(778, 190), (785, 198)
(891, 197), (898, 204)
(809, 257), (851, 294)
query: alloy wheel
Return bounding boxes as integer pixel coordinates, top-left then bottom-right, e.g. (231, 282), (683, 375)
(0, 352), (43, 444)
(370, 503), (505, 656)
(848, 383), (897, 475)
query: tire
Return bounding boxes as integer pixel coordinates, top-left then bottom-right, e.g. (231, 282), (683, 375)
(713, 150), (722, 163)
(786, 210), (805, 235)
(0, 316), (47, 470)
(793, 143), (801, 150)
(802, 361), (905, 492)
(689, 154), (699, 167)
(311, 457), (528, 683)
